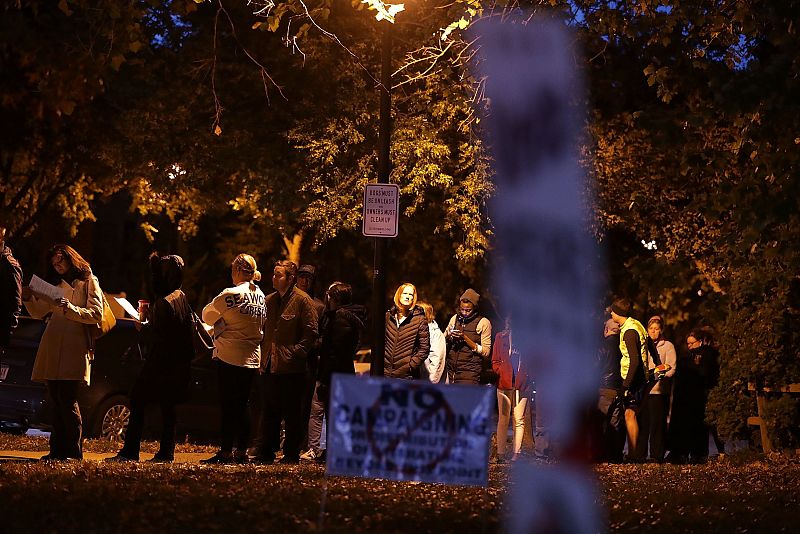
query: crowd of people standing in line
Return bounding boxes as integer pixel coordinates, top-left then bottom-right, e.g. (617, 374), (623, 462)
(596, 298), (721, 464)
(1, 229), (721, 466)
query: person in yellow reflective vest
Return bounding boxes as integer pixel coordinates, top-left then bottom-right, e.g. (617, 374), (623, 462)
(608, 298), (649, 462)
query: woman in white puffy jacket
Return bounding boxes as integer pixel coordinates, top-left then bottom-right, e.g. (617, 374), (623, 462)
(418, 301), (446, 383)
(200, 253), (266, 464)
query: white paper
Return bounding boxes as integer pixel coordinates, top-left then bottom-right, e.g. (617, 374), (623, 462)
(114, 296), (140, 321)
(29, 274), (65, 302)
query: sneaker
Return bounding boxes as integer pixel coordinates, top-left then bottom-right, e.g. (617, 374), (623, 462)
(251, 454), (276, 465)
(299, 449), (318, 462)
(40, 453), (64, 462)
(279, 455), (300, 465)
(201, 451), (235, 465)
(105, 454), (137, 463)
(233, 451), (250, 464)
(315, 450), (327, 464)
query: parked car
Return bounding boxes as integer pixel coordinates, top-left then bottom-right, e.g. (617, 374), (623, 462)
(0, 316), (219, 441)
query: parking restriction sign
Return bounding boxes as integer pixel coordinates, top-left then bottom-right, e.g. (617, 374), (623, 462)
(362, 183), (399, 237)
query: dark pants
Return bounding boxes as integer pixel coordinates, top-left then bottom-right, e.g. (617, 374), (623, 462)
(598, 388), (625, 463)
(216, 360), (256, 453)
(668, 390), (710, 461)
(639, 393), (669, 461)
(46, 380), (83, 459)
(260, 372), (305, 461)
(120, 388), (177, 460)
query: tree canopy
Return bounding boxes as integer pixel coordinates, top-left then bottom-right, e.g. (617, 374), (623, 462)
(3, 0), (799, 445)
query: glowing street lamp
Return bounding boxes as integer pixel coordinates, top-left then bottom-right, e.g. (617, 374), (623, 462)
(363, 1), (404, 377)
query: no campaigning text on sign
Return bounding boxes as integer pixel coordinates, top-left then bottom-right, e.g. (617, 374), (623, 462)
(362, 183), (399, 237)
(327, 374), (494, 487)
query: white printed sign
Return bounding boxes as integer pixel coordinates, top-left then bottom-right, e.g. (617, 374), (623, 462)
(327, 374), (494, 487)
(362, 183), (399, 237)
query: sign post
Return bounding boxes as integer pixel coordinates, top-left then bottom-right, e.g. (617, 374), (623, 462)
(364, 181), (399, 379)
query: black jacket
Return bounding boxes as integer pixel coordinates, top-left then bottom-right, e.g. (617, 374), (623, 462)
(136, 289), (194, 403)
(261, 286), (319, 374)
(317, 304), (366, 385)
(384, 305), (429, 379)
(599, 333), (623, 390)
(0, 244), (22, 347)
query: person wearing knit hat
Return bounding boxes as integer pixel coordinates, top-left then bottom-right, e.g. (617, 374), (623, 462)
(608, 297), (650, 462)
(444, 289), (493, 384)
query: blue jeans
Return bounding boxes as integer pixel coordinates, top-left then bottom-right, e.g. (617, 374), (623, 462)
(306, 381), (328, 455)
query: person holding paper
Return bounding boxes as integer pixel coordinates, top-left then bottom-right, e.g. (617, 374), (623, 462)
(22, 244), (103, 461)
(107, 254), (194, 463)
(200, 253), (266, 464)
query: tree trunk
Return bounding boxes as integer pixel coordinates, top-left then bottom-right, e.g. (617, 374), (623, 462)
(282, 231), (303, 266)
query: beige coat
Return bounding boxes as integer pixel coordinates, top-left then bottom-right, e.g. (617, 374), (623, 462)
(25, 275), (103, 385)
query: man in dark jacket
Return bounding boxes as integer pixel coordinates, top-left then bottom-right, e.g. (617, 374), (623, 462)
(0, 224), (23, 358)
(257, 260), (319, 464)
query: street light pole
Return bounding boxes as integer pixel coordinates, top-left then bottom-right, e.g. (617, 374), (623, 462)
(370, 23), (392, 377)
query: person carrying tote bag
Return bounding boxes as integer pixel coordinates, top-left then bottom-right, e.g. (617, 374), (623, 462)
(22, 244), (103, 462)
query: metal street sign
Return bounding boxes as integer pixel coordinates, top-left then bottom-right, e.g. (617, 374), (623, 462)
(362, 183), (399, 237)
